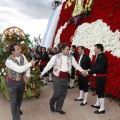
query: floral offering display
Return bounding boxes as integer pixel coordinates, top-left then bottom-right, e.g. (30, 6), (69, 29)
(0, 26), (42, 99)
(53, 0), (120, 99)
(0, 27), (32, 72)
(25, 66), (43, 98)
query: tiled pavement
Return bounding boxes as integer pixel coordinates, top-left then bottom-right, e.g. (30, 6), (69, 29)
(0, 82), (120, 120)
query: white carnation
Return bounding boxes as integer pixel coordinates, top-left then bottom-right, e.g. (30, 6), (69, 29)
(72, 19), (120, 58)
(3, 72), (6, 76)
(32, 68), (35, 71)
(1, 68), (4, 73)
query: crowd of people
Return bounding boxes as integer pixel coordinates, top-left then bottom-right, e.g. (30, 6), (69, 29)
(5, 42), (108, 120)
(29, 43), (61, 85)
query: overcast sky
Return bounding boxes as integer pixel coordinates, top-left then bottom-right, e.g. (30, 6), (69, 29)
(0, 0), (53, 40)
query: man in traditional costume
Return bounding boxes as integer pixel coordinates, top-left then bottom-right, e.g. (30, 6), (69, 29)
(40, 43), (84, 114)
(74, 46), (91, 106)
(40, 47), (50, 85)
(68, 45), (78, 89)
(5, 43), (37, 120)
(83, 44), (108, 114)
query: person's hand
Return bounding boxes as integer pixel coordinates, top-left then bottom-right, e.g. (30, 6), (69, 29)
(24, 75), (31, 83)
(30, 60), (38, 66)
(48, 54), (53, 58)
(26, 76), (31, 81)
(40, 74), (43, 79)
(82, 70), (88, 77)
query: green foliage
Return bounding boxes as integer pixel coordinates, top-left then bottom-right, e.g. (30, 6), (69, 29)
(0, 27), (42, 98)
(25, 68), (43, 98)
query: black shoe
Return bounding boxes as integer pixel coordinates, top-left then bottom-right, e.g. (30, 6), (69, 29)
(80, 102), (87, 106)
(68, 86), (74, 89)
(75, 80), (78, 84)
(20, 110), (23, 115)
(91, 105), (100, 109)
(68, 86), (71, 89)
(50, 106), (55, 112)
(74, 98), (83, 101)
(94, 110), (105, 114)
(48, 80), (53, 82)
(56, 110), (66, 114)
(43, 83), (47, 85)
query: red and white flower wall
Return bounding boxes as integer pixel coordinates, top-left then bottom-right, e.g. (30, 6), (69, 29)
(53, 0), (120, 98)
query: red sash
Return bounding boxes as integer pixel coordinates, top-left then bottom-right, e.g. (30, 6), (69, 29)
(96, 74), (107, 77)
(40, 61), (48, 66)
(7, 78), (22, 82)
(53, 71), (68, 78)
(77, 71), (82, 75)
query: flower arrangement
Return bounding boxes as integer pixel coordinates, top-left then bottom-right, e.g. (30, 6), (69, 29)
(71, 20), (120, 58)
(54, 22), (68, 47)
(25, 67), (43, 98)
(0, 68), (7, 76)
(53, 0), (120, 99)
(0, 26), (32, 72)
(0, 26), (43, 99)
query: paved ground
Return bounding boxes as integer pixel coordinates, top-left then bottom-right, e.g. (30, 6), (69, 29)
(0, 82), (120, 120)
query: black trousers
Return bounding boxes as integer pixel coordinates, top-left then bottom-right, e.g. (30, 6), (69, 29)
(40, 65), (48, 77)
(78, 74), (88, 92)
(96, 76), (107, 98)
(70, 67), (75, 79)
(48, 68), (53, 73)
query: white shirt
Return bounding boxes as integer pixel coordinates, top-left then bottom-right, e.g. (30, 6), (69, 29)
(41, 54), (84, 75)
(78, 54), (83, 65)
(78, 0), (82, 5)
(5, 54), (32, 76)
